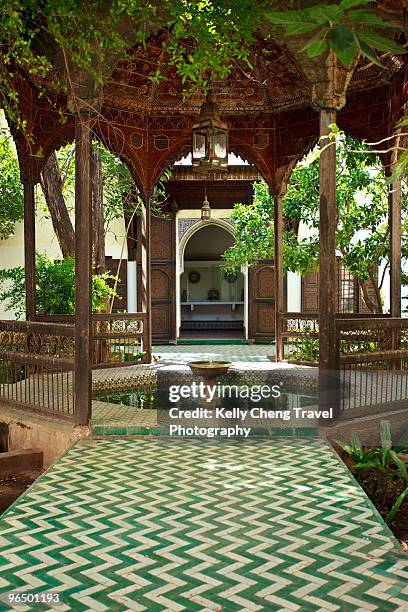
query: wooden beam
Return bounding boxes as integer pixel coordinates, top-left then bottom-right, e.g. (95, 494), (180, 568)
(389, 177), (401, 317)
(74, 113), (92, 426)
(140, 191), (152, 363)
(274, 192), (284, 361)
(23, 181), (36, 321)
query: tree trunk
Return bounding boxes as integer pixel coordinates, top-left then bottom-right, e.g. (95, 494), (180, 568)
(368, 267), (383, 314)
(40, 152), (75, 258)
(92, 147), (105, 273)
(358, 277), (383, 314)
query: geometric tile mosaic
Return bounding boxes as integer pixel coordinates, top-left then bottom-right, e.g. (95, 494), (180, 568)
(0, 438), (407, 611)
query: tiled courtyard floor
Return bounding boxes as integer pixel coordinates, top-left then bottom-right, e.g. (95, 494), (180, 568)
(153, 343), (276, 365)
(0, 437), (407, 611)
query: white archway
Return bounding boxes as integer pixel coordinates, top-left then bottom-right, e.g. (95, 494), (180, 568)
(176, 219), (248, 340)
(178, 218), (235, 274)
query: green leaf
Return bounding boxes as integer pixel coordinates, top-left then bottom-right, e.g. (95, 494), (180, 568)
(357, 30), (406, 54)
(358, 40), (384, 67)
(329, 25), (358, 65)
(302, 29), (328, 57)
(283, 22), (322, 35)
(347, 9), (400, 28)
(341, 0), (373, 9)
(266, 8), (327, 29)
(386, 486), (408, 523)
(313, 5), (343, 23)
(389, 450), (408, 480)
(351, 431), (363, 455)
(380, 420), (392, 451)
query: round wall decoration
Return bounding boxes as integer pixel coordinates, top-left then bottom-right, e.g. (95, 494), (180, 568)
(189, 271), (201, 284)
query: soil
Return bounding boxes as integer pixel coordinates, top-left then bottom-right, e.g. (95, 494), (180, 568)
(0, 475), (38, 514)
(335, 445), (408, 553)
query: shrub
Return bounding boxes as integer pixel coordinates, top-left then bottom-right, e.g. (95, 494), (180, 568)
(0, 254), (117, 318)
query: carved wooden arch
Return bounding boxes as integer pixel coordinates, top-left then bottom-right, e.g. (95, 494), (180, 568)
(13, 112), (145, 192)
(93, 118), (145, 193)
(146, 131), (278, 191)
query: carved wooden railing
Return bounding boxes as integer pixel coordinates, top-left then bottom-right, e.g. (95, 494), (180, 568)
(336, 318), (408, 414)
(278, 312), (390, 364)
(91, 313), (148, 368)
(279, 313), (319, 363)
(0, 320), (75, 418)
(35, 313), (149, 368)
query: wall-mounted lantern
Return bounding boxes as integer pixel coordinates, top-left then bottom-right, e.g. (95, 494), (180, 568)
(192, 91), (228, 172)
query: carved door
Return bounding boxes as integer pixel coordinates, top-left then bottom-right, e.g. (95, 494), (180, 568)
(248, 261), (275, 341)
(301, 271), (319, 313)
(138, 215), (176, 343)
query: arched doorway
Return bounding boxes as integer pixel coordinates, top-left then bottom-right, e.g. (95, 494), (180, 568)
(179, 222), (246, 340)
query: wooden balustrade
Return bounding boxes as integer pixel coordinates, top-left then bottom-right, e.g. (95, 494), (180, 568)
(336, 317), (408, 414)
(0, 320), (75, 418)
(92, 313), (148, 368)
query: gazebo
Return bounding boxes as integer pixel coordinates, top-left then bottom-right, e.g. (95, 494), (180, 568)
(0, 3), (407, 427)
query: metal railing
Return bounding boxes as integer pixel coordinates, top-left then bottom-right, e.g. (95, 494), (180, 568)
(337, 317), (408, 414)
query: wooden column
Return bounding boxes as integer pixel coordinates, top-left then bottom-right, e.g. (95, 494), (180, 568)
(140, 191), (152, 363)
(74, 113), (93, 426)
(319, 109), (340, 417)
(319, 109), (337, 370)
(389, 177), (401, 317)
(273, 192), (284, 361)
(23, 180), (36, 320)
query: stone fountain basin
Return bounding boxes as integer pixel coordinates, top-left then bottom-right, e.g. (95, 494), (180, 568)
(188, 361), (232, 378)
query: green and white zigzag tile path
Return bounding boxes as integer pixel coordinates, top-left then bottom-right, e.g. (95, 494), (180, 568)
(0, 438), (407, 611)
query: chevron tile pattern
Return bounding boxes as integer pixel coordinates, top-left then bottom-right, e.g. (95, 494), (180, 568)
(0, 438), (407, 611)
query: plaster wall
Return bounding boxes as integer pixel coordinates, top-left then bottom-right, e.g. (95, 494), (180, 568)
(0, 210), (127, 320)
(0, 404), (89, 467)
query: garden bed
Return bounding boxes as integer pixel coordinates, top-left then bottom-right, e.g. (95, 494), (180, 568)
(0, 475), (37, 515)
(335, 442), (408, 553)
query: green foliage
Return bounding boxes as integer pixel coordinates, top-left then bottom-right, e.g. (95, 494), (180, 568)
(267, 0), (405, 67)
(0, 255), (116, 318)
(288, 337), (319, 363)
(284, 137), (393, 285)
(99, 145), (172, 225)
(222, 180), (274, 273)
(224, 136), (407, 312)
(0, 124), (23, 239)
(1, 0), (267, 125)
(42, 142), (171, 228)
(338, 422), (408, 524)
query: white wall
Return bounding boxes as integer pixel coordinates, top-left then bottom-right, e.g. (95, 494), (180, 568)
(0, 206), (128, 320)
(286, 271), (301, 312)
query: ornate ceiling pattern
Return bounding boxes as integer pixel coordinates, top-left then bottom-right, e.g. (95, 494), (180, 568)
(10, 20), (408, 193)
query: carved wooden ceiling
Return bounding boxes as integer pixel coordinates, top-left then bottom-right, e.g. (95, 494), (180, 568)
(104, 31), (404, 115)
(10, 4), (408, 193)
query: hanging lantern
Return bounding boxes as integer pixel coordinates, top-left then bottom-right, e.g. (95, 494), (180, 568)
(192, 91), (228, 172)
(201, 191), (211, 221)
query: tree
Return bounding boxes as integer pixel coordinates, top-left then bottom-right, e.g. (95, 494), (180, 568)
(40, 151), (75, 258)
(223, 136), (408, 313)
(222, 180), (274, 272)
(0, 127), (23, 240)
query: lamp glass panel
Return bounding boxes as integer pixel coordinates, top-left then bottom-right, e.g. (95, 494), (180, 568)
(214, 129), (227, 159)
(193, 131), (207, 159)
